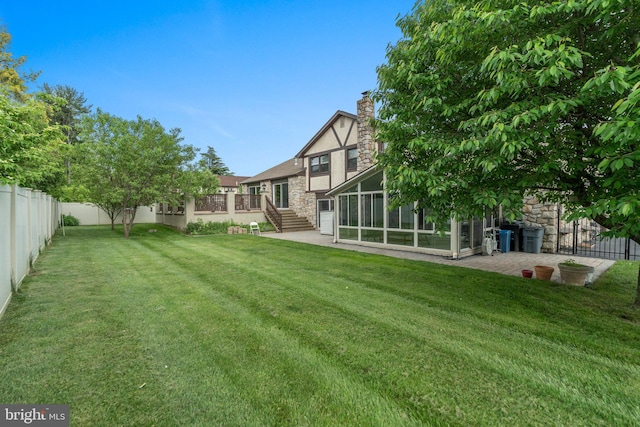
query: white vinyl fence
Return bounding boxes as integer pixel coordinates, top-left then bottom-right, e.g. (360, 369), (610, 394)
(60, 203), (156, 226)
(0, 184), (60, 317)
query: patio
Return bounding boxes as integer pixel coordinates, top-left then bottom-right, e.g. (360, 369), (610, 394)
(263, 230), (616, 283)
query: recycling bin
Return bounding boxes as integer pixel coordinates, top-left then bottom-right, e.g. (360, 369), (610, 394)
(499, 229), (512, 253)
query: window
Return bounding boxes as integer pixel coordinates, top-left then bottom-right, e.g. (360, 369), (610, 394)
(310, 154), (329, 175)
(360, 193), (384, 228)
(339, 194), (358, 227)
(388, 203), (414, 230)
(346, 148), (358, 171)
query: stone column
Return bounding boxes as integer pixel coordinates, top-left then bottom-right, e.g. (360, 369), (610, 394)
(521, 196), (559, 253)
(357, 91), (376, 171)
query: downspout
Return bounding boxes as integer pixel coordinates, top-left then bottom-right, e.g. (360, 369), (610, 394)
(451, 219), (460, 259)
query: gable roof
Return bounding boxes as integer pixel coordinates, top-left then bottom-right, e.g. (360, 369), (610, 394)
(240, 158), (305, 185)
(295, 110), (357, 158)
(217, 175), (250, 187)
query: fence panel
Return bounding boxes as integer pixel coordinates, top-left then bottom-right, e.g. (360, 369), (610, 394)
(195, 194), (227, 212)
(0, 186), (12, 316)
(234, 194), (261, 211)
(557, 217), (640, 260)
(0, 185), (59, 318)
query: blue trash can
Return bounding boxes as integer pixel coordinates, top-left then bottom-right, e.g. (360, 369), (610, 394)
(499, 229), (512, 253)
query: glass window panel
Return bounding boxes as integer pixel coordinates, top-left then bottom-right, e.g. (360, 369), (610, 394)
(473, 217), (483, 247)
(460, 220), (471, 249)
(347, 148), (358, 170)
(361, 229), (384, 243)
(361, 171), (384, 192)
(339, 195), (348, 226)
(320, 155), (329, 172)
(388, 207), (399, 229)
(417, 233), (451, 250)
(360, 194), (372, 227)
(387, 231), (414, 246)
(373, 194), (384, 228)
(344, 184), (358, 194)
(348, 194), (358, 226)
(339, 227), (358, 240)
(400, 204), (414, 230)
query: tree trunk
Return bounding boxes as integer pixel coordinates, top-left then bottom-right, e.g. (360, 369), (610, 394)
(122, 211), (129, 238)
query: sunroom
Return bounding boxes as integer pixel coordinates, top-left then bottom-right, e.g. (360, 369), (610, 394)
(326, 167), (496, 259)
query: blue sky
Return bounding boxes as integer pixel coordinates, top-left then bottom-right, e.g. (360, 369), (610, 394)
(2, 1), (416, 176)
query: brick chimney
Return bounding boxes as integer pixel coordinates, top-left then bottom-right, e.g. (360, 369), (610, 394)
(357, 91), (376, 171)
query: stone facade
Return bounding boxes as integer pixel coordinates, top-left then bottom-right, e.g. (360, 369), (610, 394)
(521, 195), (559, 253)
(357, 91), (376, 170)
(288, 175), (316, 222)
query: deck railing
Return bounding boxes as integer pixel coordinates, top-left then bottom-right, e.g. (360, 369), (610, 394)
(234, 194), (261, 211)
(265, 196), (282, 232)
(195, 194), (227, 212)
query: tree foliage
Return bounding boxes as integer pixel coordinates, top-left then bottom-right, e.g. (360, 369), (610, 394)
(0, 86), (67, 189)
(39, 83), (92, 145)
(0, 26), (39, 102)
(37, 83), (93, 188)
(76, 110), (219, 237)
(201, 145), (233, 175)
(0, 26), (66, 191)
(374, 0), (640, 303)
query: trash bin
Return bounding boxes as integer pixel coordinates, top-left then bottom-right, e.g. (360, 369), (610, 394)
(523, 227), (544, 253)
(500, 221), (524, 252)
(499, 229), (512, 253)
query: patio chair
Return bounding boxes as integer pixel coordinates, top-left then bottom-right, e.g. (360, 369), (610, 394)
(249, 222), (261, 235)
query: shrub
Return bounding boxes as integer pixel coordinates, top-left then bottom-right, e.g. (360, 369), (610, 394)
(62, 214), (80, 226)
(186, 219), (246, 235)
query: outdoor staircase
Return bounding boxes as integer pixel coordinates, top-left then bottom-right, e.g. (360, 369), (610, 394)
(264, 197), (315, 233)
(279, 210), (315, 232)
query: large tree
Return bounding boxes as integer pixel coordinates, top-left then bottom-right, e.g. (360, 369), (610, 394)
(38, 83), (92, 187)
(0, 86), (66, 189)
(76, 110), (218, 237)
(0, 26), (68, 195)
(0, 25), (39, 102)
(201, 145), (233, 175)
(374, 0), (640, 304)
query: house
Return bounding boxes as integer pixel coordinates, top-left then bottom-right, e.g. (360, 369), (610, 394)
(161, 92), (555, 257)
(217, 175), (250, 193)
(241, 92), (380, 233)
(156, 175), (265, 230)
(244, 92), (498, 258)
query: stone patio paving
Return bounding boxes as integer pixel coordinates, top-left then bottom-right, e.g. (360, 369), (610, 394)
(262, 230), (616, 284)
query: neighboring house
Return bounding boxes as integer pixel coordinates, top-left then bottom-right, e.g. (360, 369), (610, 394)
(217, 175), (250, 193)
(156, 175), (266, 230)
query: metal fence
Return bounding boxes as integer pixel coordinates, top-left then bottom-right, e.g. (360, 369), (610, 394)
(557, 217), (640, 260)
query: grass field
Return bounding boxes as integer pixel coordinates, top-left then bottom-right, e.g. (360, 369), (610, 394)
(1, 224), (639, 426)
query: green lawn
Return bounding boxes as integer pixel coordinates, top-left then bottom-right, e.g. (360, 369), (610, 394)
(1, 225), (639, 426)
